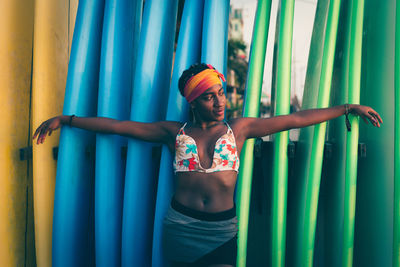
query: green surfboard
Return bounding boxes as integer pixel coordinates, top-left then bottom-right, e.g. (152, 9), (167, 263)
(270, 1), (295, 266)
(313, 0), (351, 265)
(286, 0), (331, 264)
(354, 0), (395, 266)
(342, 0), (364, 265)
(236, 1), (272, 266)
(287, 0), (342, 266)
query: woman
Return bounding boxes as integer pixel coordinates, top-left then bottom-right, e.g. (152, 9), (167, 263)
(33, 63), (382, 267)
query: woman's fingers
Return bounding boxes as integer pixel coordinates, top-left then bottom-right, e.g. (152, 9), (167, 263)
(36, 123), (49, 144)
(366, 112), (380, 127)
(33, 123), (44, 140)
(353, 106), (383, 128)
(369, 110), (383, 123)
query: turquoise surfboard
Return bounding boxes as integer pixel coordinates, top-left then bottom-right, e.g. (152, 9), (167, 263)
(95, 0), (142, 266)
(52, 1), (105, 266)
(121, 0), (178, 265)
(151, 0), (204, 265)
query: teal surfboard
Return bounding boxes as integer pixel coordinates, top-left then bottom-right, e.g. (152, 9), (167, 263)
(151, 0), (203, 265)
(52, 1), (105, 266)
(236, 1), (272, 266)
(354, 0), (395, 266)
(394, 0), (400, 264)
(121, 0), (178, 265)
(95, 0), (142, 266)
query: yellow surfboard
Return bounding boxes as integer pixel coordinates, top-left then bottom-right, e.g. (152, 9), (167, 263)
(31, 1), (78, 266)
(0, 0), (36, 266)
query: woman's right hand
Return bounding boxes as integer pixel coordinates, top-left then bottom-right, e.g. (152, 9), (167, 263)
(33, 115), (65, 144)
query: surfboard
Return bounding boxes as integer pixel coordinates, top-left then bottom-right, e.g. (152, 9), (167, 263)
(342, 0), (364, 265)
(270, 1), (295, 266)
(299, 2), (341, 267)
(286, 1), (341, 266)
(151, 0), (203, 265)
(121, 0), (178, 265)
(353, 0), (395, 266)
(201, 0), (230, 76)
(286, 1), (330, 266)
(52, 1), (105, 266)
(311, 1), (351, 266)
(68, 1), (79, 58)
(31, 1), (77, 266)
(235, 0), (272, 266)
(95, 1), (142, 266)
(0, 1), (35, 266)
(394, 0), (400, 265)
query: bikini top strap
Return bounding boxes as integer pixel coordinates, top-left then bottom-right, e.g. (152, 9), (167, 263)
(178, 122), (188, 135)
(224, 121), (233, 134)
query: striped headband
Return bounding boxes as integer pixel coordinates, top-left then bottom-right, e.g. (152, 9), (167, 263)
(183, 64), (226, 103)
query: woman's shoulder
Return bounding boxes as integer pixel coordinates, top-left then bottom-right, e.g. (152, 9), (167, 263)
(227, 117), (248, 128)
(226, 117), (256, 139)
(158, 121), (186, 135)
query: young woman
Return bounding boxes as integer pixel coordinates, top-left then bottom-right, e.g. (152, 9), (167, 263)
(33, 63), (382, 267)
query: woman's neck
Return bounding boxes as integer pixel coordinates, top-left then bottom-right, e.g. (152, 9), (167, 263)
(192, 117), (223, 130)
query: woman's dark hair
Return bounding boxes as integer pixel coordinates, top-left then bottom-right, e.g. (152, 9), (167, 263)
(178, 63), (212, 96)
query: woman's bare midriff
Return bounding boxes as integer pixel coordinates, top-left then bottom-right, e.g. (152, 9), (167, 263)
(174, 171), (237, 213)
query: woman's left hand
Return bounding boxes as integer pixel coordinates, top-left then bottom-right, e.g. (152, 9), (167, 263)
(349, 104), (383, 127)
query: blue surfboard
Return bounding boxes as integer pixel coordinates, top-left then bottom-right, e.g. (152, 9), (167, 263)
(52, 1), (105, 266)
(151, 0), (204, 265)
(121, 0), (178, 265)
(95, 0), (143, 266)
(201, 0), (230, 77)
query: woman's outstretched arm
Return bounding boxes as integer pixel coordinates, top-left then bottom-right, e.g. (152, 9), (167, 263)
(235, 104), (382, 139)
(32, 115), (180, 145)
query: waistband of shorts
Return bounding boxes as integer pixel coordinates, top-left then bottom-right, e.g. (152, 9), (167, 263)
(171, 197), (236, 221)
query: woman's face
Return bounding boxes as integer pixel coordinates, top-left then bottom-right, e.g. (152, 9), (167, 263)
(191, 84), (226, 121)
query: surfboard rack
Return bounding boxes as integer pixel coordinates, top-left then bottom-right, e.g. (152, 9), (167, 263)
(358, 143), (367, 158)
(19, 146), (32, 160)
(288, 142), (296, 158)
(50, 146), (96, 161)
(254, 140), (296, 159)
(53, 147), (58, 160)
(23, 142), (367, 161)
(120, 145), (162, 161)
(325, 142), (333, 159)
(252, 141), (367, 159)
(121, 146), (127, 159)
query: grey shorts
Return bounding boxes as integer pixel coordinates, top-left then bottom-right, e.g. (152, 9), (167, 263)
(162, 198), (238, 264)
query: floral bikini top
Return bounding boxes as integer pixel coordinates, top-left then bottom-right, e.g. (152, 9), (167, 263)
(173, 121), (240, 173)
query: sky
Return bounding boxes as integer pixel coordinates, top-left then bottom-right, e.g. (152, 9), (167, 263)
(230, 0), (318, 105)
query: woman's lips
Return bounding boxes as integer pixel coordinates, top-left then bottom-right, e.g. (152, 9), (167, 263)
(214, 109), (225, 116)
